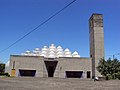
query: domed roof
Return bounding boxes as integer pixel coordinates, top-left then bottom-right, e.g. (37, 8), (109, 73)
(43, 46), (47, 48)
(49, 48), (56, 52)
(57, 48), (63, 52)
(25, 50), (33, 56)
(41, 48), (48, 51)
(33, 50), (40, 53)
(49, 44), (56, 49)
(35, 48), (40, 51)
(21, 44), (80, 58)
(57, 46), (62, 49)
(57, 46), (63, 51)
(26, 50), (31, 53)
(57, 51), (63, 55)
(72, 51), (80, 57)
(64, 51), (71, 55)
(72, 51), (79, 55)
(65, 55), (72, 57)
(64, 48), (70, 52)
(40, 54), (47, 57)
(49, 51), (55, 54)
(51, 44), (54, 46)
(57, 54), (63, 57)
(48, 54), (55, 58)
(41, 51), (47, 54)
(33, 50), (37, 53)
(32, 53), (38, 56)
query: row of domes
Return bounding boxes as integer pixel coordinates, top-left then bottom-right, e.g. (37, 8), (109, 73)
(21, 44), (80, 58)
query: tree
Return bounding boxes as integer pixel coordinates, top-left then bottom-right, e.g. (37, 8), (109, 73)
(96, 58), (107, 76)
(0, 63), (5, 73)
(97, 58), (120, 80)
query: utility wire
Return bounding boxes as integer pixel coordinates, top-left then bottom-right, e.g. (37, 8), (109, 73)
(0, 0), (77, 53)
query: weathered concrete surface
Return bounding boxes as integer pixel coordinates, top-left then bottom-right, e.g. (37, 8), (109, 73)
(89, 14), (104, 77)
(0, 77), (120, 90)
(9, 55), (91, 78)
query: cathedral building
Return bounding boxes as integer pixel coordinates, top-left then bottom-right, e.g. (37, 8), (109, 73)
(5, 13), (104, 78)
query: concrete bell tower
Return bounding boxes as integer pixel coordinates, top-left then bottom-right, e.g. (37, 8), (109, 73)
(89, 13), (104, 77)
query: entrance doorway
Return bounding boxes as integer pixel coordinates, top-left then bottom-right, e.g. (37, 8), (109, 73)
(48, 66), (54, 77)
(44, 61), (58, 77)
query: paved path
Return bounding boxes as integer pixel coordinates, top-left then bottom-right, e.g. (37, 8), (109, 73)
(0, 77), (120, 90)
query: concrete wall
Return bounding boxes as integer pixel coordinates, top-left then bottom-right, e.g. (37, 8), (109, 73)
(9, 55), (92, 78)
(9, 55), (44, 77)
(54, 57), (92, 78)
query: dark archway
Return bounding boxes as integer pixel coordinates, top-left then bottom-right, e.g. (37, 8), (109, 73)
(44, 61), (58, 77)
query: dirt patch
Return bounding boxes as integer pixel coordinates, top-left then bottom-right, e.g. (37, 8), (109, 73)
(0, 77), (120, 90)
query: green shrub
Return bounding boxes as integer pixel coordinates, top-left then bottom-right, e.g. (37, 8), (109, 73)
(116, 72), (120, 80)
(112, 73), (117, 79)
(0, 73), (10, 77)
(106, 74), (113, 80)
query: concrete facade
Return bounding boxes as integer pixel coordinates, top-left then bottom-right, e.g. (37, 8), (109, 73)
(9, 55), (91, 78)
(6, 13), (105, 78)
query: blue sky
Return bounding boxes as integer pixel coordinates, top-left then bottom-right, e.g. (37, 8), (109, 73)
(0, 0), (120, 63)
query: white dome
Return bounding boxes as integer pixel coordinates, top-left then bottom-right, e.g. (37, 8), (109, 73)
(57, 54), (63, 57)
(26, 50), (31, 53)
(49, 48), (56, 52)
(41, 48), (48, 51)
(41, 51), (47, 54)
(32, 53), (38, 56)
(43, 46), (47, 48)
(28, 53), (34, 56)
(40, 54), (47, 57)
(23, 53), (28, 56)
(49, 44), (56, 52)
(72, 51), (80, 57)
(64, 51), (71, 55)
(49, 44), (56, 49)
(21, 44), (81, 58)
(57, 49), (63, 52)
(57, 51), (63, 55)
(57, 46), (63, 52)
(25, 50), (33, 56)
(48, 54), (55, 58)
(33, 50), (40, 54)
(49, 51), (55, 54)
(65, 55), (72, 57)
(72, 51), (78, 55)
(33, 50), (37, 53)
(57, 46), (62, 49)
(51, 44), (54, 45)
(35, 48), (40, 51)
(64, 48), (70, 52)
